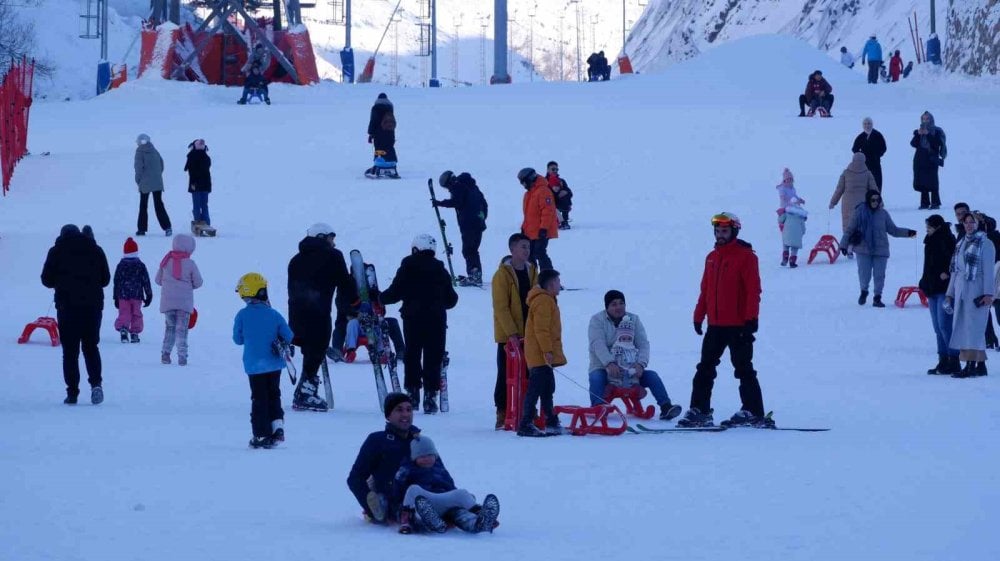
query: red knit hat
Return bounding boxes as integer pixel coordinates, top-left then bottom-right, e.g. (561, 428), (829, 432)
(123, 237), (139, 256)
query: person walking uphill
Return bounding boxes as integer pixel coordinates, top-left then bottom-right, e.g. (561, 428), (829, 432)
(366, 93), (398, 178)
(435, 171), (489, 286)
(518, 167), (559, 271)
(852, 117), (887, 191)
(911, 111), (947, 210)
(677, 213), (771, 429)
(946, 212), (996, 378)
(861, 34), (883, 84)
(829, 152), (878, 257)
(155, 234), (203, 365)
(42, 224), (111, 405)
(134, 133), (172, 236)
(113, 237), (153, 344)
(491, 233), (537, 429)
(920, 215), (960, 375)
(841, 190), (917, 307)
(184, 139), (212, 233)
(379, 235), (458, 413)
(517, 269), (566, 437)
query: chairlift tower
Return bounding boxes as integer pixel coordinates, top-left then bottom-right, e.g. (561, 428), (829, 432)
(490, 0), (511, 84)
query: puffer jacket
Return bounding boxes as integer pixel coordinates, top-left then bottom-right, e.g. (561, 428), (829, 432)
(113, 258), (153, 303)
(379, 251), (458, 322)
(154, 234), (203, 313)
(184, 148), (212, 193)
(588, 311), (651, 372)
(521, 175), (560, 241)
(287, 236), (356, 348)
(693, 239), (761, 327)
(41, 227), (111, 310)
(524, 286), (566, 368)
(134, 142), (165, 193)
(830, 153), (878, 232)
(232, 301), (294, 375)
(492, 257), (538, 343)
(436, 173), (488, 232)
(347, 423), (422, 519)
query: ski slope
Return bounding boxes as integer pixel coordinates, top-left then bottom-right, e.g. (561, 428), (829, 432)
(3, 35), (999, 560)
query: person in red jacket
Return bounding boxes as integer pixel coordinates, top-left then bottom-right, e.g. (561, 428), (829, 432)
(677, 213), (773, 429)
(518, 167), (559, 270)
(889, 50), (903, 82)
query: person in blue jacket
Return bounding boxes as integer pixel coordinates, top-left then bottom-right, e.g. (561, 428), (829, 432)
(233, 272), (293, 449)
(347, 392), (421, 524)
(861, 35), (883, 84)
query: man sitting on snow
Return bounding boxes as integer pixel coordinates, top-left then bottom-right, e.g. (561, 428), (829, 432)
(587, 290), (682, 421)
(237, 65), (270, 105)
(797, 70), (833, 117)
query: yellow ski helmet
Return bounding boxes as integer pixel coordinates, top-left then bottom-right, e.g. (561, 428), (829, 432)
(236, 272), (268, 300)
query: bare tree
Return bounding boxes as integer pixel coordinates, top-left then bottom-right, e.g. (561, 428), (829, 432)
(0, 0), (53, 78)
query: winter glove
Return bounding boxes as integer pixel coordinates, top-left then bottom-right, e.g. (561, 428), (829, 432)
(908, 229), (918, 238)
(745, 318), (759, 335)
(538, 229), (548, 240)
(431, 199), (440, 207)
(367, 135), (373, 144)
(693, 321), (703, 336)
(143, 298), (152, 308)
(113, 299), (119, 309)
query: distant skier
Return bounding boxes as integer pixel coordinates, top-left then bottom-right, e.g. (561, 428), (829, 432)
(841, 190), (917, 307)
(133, 133), (172, 236)
(851, 117), (887, 191)
(287, 223), (357, 412)
(112, 237), (153, 344)
(889, 50), (904, 82)
(911, 111), (947, 210)
(393, 436), (500, 534)
(41, 224), (111, 405)
(517, 269), (566, 437)
(491, 233), (537, 429)
(366, 93), (398, 178)
(237, 65), (270, 105)
(379, 235), (458, 413)
(545, 161), (574, 230)
(839, 46), (855, 69)
(233, 272), (293, 449)
(861, 34), (883, 84)
(797, 71), (833, 117)
(155, 234), (203, 365)
(184, 138), (212, 234)
(434, 171), (489, 287)
(518, 167), (559, 271)
(678, 213), (771, 428)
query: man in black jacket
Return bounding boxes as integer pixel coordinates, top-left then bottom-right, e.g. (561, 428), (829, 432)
(920, 214), (960, 374)
(379, 234), (458, 413)
(41, 224), (111, 405)
(434, 170), (488, 286)
(852, 117), (888, 191)
(287, 223), (357, 411)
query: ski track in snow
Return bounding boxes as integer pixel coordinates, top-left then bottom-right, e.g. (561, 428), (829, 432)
(2, 35), (999, 561)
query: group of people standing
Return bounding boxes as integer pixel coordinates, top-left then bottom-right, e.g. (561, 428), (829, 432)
(840, 35), (909, 83)
(132, 133), (214, 237)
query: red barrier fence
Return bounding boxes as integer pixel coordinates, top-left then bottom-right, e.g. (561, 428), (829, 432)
(1, 57), (35, 194)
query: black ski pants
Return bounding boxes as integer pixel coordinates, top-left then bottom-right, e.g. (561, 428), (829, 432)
(867, 60), (881, 84)
(689, 326), (765, 417)
(248, 371), (283, 437)
(57, 305), (103, 397)
(300, 343), (327, 384)
(137, 191), (172, 233)
(519, 366), (558, 429)
(494, 342), (528, 410)
(402, 317), (446, 393)
(331, 311), (348, 352)
(530, 238), (553, 271)
(460, 228), (483, 276)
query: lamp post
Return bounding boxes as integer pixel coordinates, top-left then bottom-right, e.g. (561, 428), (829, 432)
(430, 0), (440, 87)
(571, 0), (581, 81)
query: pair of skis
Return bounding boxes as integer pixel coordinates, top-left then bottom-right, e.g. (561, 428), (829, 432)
(350, 250), (402, 411)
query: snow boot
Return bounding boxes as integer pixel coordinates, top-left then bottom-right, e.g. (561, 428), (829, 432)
(423, 391), (439, 414)
(120, 327), (129, 343)
(676, 407), (714, 428)
(872, 295), (885, 308)
(165, 228), (172, 236)
(398, 507), (415, 534)
(161, 352), (171, 365)
(858, 290), (869, 305)
(975, 361), (988, 377)
(293, 379), (329, 412)
(781, 250), (789, 267)
(544, 422), (564, 436)
(495, 409), (505, 431)
(414, 496), (448, 533)
(91, 386), (104, 405)
(475, 494), (500, 533)
(408, 388), (421, 412)
(721, 410), (775, 429)
(660, 403), (682, 421)
(178, 355), (187, 366)
(516, 423), (548, 437)
(271, 419), (284, 443)
(927, 354), (948, 375)
(789, 255), (798, 269)
(130, 333), (140, 343)
(63, 393), (78, 405)
(248, 436), (274, 449)
(953, 362), (975, 378)
(448, 507), (480, 533)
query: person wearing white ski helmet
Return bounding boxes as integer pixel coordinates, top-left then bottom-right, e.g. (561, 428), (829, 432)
(380, 235), (458, 413)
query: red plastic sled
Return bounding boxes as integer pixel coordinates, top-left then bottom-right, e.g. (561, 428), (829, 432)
(808, 234), (840, 265)
(604, 385), (655, 419)
(503, 338), (526, 431)
(18, 316), (60, 346)
(895, 286), (929, 308)
(188, 308), (198, 329)
(536, 404), (629, 436)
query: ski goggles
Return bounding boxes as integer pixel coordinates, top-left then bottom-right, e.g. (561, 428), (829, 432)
(711, 213), (735, 227)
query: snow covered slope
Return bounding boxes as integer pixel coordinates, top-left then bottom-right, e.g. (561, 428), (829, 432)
(624, 0), (949, 76)
(3, 35), (999, 561)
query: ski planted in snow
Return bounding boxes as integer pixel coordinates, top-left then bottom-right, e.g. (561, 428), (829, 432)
(350, 249), (389, 410)
(439, 351), (450, 413)
(364, 263), (402, 393)
(320, 356), (334, 410)
(428, 178), (457, 285)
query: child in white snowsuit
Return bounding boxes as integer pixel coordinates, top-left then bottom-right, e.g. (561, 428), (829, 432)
(113, 237), (153, 343)
(779, 197), (808, 268)
(394, 436), (500, 535)
(776, 168), (805, 266)
(155, 234), (203, 365)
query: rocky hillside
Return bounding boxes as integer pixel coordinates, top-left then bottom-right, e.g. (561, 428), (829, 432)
(946, 0), (1000, 75)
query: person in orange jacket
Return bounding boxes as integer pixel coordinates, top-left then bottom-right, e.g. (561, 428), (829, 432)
(677, 212), (773, 429)
(518, 269), (566, 437)
(889, 50), (904, 82)
(518, 167), (559, 271)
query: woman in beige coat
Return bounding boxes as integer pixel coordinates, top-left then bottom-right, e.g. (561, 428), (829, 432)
(829, 152), (878, 256)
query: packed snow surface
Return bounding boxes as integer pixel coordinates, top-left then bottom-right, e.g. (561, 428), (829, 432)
(3, 36), (999, 560)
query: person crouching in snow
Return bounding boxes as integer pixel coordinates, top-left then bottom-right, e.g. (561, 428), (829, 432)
(113, 237), (153, 343)
(394, 436), (500, 535)
(155, 234), (203, 365)
(233, 273), (293, 449)
(779, 198), (808, 268)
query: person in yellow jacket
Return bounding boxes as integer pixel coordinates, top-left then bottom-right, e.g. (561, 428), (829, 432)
(518, 269), (566, 437)
(491, 234), (538, 429)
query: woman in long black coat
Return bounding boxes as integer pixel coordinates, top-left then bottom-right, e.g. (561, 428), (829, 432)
(911, 111), (947, 210)
(852, 117), (887, 191)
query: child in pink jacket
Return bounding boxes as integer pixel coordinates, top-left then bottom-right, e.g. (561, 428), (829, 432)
(155, 234), (203, 365)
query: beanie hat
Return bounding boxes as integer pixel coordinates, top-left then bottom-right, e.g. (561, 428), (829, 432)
(383, 391), (412, 418)
(604, 289), (625, 309)
(123, 237), (139, 257)
(410, 436), (439, 460)
(926, 214), (946, 229)
(782, 168), (794, 185)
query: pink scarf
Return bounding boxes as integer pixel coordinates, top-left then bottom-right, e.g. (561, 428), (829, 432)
(160, 251), (190, 280)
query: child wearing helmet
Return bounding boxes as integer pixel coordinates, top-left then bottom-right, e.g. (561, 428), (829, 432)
(155, 234), (203, 366)
(234, 272), (294, 449)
